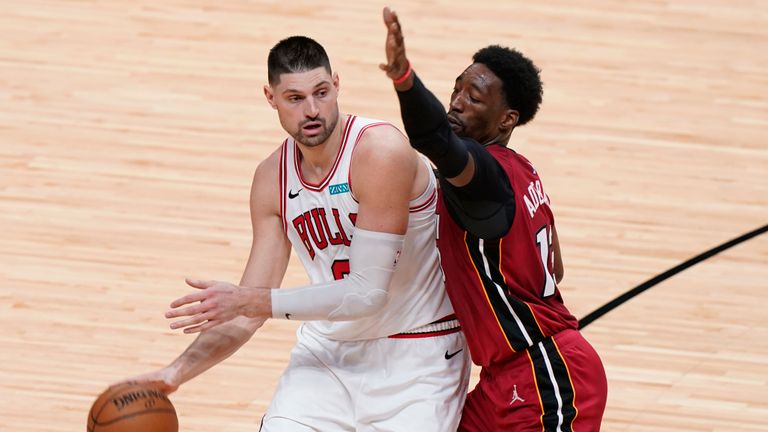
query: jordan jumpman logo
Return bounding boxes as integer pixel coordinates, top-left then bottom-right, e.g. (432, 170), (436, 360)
(509, 385), (525, 405)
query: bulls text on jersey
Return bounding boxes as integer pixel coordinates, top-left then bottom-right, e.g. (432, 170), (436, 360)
(292, 207), (358, 259)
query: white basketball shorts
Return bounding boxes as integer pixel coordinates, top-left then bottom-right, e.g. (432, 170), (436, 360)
(260, 319), (471, 431)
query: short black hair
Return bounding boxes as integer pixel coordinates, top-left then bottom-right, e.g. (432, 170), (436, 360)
(472, 45), (543, 126)
(267, 36), (332, 85)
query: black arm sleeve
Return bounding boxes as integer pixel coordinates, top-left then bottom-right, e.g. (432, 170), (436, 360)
(396, 73), (515, 239)
(439, 142), (516, 239)
(396, 74), (469, 178)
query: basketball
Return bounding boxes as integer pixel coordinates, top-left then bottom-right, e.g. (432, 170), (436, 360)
(87, 382), (178, 432)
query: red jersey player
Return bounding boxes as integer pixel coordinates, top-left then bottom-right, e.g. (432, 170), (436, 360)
(380, 7), (607, 431)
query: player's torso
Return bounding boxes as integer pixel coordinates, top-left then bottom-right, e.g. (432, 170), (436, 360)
(280, 115), (453, 341)
(437, 145), (578, 367)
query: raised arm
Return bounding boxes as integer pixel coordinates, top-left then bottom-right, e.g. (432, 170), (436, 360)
(379, 7), (515, 239)
(379, 7), (473, 184)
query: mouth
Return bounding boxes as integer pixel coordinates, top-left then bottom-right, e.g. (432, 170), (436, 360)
(301, 120), (324, 136)
(446, 113), (463, 132)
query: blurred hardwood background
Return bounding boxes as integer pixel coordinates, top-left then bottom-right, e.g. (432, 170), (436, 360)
(1, 1), (766, 431)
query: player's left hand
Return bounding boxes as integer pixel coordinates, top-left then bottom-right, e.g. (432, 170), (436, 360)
(166, 278), (271, 333)
(379, 6), (410, 80)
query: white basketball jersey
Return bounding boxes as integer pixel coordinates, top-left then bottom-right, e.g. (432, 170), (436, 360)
(279, 115), (454, 340)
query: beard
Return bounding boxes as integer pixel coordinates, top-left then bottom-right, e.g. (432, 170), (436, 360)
(294, 112), (340, 147)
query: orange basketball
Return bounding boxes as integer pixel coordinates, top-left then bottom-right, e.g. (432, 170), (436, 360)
(87, 382), (178, 432)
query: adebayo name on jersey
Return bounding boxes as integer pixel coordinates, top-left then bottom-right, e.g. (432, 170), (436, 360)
(523, 179), (550, 219)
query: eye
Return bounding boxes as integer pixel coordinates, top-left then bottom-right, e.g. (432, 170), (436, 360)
(467, 89), (483, 104)
(316, 89), (328, 98)
(287, 95), (302, 103)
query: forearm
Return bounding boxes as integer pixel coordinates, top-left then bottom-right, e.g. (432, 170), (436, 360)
(395, 74), (469, 178)
(167, 319), (256, 384)
(553, 224), (564, 283)
(271, 228), (403, 321)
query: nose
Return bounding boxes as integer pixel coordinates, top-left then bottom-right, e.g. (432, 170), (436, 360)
(449, 91), (464, 113)
(305, 97), (320, 118)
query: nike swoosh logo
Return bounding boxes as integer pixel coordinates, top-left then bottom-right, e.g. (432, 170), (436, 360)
(285, 313), (292, 320)
(288, 189), (302, 199)
(444, 349), (463, 360)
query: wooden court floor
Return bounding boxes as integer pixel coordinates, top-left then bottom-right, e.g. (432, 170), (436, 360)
(1, 1), (766, 431)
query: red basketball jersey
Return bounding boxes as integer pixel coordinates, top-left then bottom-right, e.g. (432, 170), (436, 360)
(437, 145), (578, 368)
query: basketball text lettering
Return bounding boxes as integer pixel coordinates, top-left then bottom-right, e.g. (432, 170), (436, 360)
(292, 208), (356, 259)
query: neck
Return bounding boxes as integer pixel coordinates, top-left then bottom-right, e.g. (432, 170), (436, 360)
(482, 130), (512, 147)
(296, 113), (348, 182)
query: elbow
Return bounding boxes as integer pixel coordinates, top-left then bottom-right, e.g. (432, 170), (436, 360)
(328, 280), (390, 321)
(554, 256), (564, 284)
(351, 289), (390, 318)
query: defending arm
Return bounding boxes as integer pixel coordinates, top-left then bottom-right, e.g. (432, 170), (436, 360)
(397, 73), (516, 238)
(396, 74), (468, 178)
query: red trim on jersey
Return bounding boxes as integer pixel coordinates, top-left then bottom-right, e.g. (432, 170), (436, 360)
(346, 121), (390, 203)
(295, 115), (356, 192)
(279, 139), (288, 233)
(388, 327), (462, 339)
(409, 187), (437, 213)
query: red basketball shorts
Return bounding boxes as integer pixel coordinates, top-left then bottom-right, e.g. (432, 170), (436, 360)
(459, 329), (607, 431)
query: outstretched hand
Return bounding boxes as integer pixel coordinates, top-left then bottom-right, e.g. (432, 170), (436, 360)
(379, 6), (410, 82)
(165, 278), (271, 333)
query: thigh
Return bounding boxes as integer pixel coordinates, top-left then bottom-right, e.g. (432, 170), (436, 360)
(461, 362), (543, 432)
(468, 330), (607, 432)
(526, 330), (607, 431)
(357, 330), (471, 432)
(458, 380), (497, 432)
(261, 327), (355, 432)
(556, 330), (607, 431)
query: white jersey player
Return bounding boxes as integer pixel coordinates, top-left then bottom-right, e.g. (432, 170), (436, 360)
(265, 114), (468, 430)
(280, 114), (454, 340)
(123, 36), (470, 431)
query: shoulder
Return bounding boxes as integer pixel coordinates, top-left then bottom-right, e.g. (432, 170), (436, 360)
(486, 143), (515, 160)
(508, 150), (540, 177)
(348, 121), (420, 199)
(486, 146), (530, 174)
(253, 145), (283, 182)
(353, 121), (413, 165)
(249, 146), (283, 213)
(356, 120), (407, 145)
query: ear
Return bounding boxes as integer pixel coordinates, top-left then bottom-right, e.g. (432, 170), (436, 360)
(332, 72), (340, 92)
(263, 85), (277, 110)
(500, 109), (519, 133)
